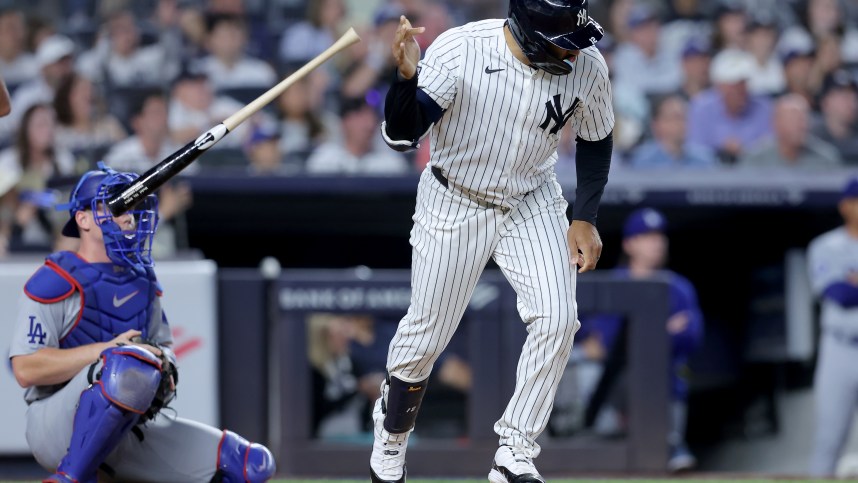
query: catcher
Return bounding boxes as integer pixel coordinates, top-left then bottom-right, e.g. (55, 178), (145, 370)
(8, 164), (275, 482)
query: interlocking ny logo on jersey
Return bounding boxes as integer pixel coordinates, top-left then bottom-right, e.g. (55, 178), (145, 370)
(539, 94), (580, 135)
(577, 9), (588, 26)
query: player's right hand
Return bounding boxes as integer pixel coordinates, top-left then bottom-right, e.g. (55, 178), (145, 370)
(392, 15), (425, 80)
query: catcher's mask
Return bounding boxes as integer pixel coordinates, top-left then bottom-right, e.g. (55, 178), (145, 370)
(507, 0), (605, 76)
(58, 162), (159, 269)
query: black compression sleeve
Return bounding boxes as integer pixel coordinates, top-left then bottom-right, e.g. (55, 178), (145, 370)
(383, 69), (441, 142)
(572, 131), (613, 225)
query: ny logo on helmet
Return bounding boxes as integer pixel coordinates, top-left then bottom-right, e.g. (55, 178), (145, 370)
(577, 9), (587, 26)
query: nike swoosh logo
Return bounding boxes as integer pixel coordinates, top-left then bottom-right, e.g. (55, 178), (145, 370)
(113, 290), (140, 308)
(485, 67), (504, 74)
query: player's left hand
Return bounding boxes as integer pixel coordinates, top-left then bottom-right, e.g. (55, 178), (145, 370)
(568, 220), (602, 273)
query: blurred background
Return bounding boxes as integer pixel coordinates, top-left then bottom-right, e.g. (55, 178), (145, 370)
(1, 0), (858, 479)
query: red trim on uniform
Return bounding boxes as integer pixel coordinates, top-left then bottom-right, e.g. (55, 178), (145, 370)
(155, 289), (163, 297)
(23, 266), (75, 304)
(110, 349), (162, 371)
(216, 430), (227, 471)
(244, 444), (251, 482)
(96, 381), (146, 415)
(47, 260), (86, 345)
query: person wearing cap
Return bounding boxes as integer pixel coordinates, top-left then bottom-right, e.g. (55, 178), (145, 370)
(630, 94), (717, 168)
(573, 207), (704, 472)
(686, 48), (773, 163)
(740, 93), (841, 168)
(613, 4), (683, 95)
(677, 36), (712, 100)
(0, 34), (75, 145)
(8, 164), (276, 483)
(245, 122), (285, 175)
(306, 96), (408, 175)
(811, 69), (858, 165)
(807, 177), (858, 476)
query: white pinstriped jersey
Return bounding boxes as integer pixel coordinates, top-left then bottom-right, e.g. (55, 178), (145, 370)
(418, 19), (614, 208)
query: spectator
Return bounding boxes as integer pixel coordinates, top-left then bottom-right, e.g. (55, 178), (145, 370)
(740, 94), (841, 168)
(0, 9), (38, 88)
(339, 5), (404, 100)
(745, 16), (785, 96)
(279, 0), (346, 66)
(245, 123), (285, 175)
(812, 70), (858, 164)
(781, 44), (816, 103)
(104, 91), (179, 173)
(687, 49), (772, 163)
(0, 35), (75, 145)
(0, 104), (75, 253)
(276, 74), (335, 156)
(779, 0), (858, 65)
(613, 5), (682, 95)
(306, 96), (408, 175)
(53, 73), (127, 156)
(197, 13), (276, 91)
(76, 10), (177, 87)
(711, 1), (746, 51)
(168, 70), (249, 148)
(661, 0), (712, 59)
(630, 95), (717, 168)
(677, 37), (712, 100)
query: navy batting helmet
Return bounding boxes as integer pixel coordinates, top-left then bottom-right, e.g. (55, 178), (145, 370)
(508, 0), (604, 75)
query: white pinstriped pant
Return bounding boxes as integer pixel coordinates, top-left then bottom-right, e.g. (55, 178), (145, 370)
(386, 167), (580, 456)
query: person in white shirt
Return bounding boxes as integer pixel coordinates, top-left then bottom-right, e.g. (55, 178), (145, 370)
(0, 8), (38, 88)
(168, 70), (249, 148)
(745, 16), (785, 96)
(613, 4), (682, 95)
(306, 96), (408, 175)
(197, 13), (276, 91)
(76, 10), (177, 87)
(0, 35), (75, 145)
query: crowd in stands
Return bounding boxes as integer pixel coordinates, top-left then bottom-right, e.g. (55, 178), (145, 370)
(0, 0), (857, 255)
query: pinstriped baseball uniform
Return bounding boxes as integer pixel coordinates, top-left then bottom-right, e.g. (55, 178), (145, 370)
(384, 18), (614, 455)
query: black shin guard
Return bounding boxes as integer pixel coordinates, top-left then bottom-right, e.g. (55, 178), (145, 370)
(383, 374), (428, 434)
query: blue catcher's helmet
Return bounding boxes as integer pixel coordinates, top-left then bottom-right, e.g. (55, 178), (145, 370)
(58, 163), (159, 269)
(507, 0), (605, 76)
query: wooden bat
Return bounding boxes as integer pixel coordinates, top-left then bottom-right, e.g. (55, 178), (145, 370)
(107, 27), (361, 216)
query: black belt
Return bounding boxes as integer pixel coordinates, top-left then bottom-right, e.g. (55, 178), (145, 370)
(431, 166), (449, 189)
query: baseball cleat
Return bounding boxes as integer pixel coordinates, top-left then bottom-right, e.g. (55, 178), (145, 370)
(667, 443), (697, 473)
(488, 445), (545, 483)
(42, 473), (76, 483)
(370, 463), (407, 483)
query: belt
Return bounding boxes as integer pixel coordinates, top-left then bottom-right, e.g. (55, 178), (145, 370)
(429, 166), (509, 212)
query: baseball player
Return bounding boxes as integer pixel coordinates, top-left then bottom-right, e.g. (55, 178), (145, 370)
(8, 164), (275, 483)
(372, 1), (613, 482)
(576, 208), (704, 472)
(808, 177), (858, 477)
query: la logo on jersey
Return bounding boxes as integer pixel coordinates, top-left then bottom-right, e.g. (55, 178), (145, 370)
(27, 316), (46, 345)
(577, 9), (587, 26)
(539, 94), (580, 135)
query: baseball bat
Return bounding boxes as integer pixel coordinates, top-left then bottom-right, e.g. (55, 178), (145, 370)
(107, 27), (362, 216)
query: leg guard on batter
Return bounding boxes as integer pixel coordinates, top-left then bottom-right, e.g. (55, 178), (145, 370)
(50, 346), (162, 483)
(212, 430), (276, 482)
(383, 374), (429, 434)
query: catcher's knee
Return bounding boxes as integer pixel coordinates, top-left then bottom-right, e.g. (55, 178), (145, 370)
(213, 430), (276, 482)
(98, 345), (162, 413)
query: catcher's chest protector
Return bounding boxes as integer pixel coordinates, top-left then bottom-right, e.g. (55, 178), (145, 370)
(25, 251), (160, 348)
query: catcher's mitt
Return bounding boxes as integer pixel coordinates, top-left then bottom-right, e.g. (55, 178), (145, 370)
(130, 337), (179, 422)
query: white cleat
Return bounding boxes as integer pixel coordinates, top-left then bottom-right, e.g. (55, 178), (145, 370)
(488, 445), (545, 483)
(369, 396), (409, 483)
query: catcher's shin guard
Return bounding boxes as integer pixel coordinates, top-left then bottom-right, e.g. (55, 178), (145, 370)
(383, 374), (428, 434)
(212, 430), (276, 482)
(49, 346), (162, 483)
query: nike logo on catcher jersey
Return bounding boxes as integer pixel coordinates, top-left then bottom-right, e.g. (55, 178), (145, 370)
(113, 290), (140, 307)
(485, 67), (504, 74)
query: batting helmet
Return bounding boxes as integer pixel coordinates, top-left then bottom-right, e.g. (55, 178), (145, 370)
(57, 162), (159, 269)
(507, 0), (605, 76)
